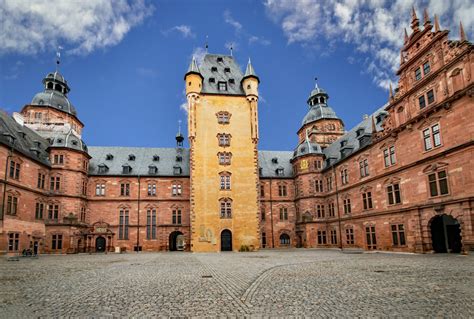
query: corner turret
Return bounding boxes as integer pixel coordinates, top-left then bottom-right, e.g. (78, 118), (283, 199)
(242, 58), (259, 99)
(184, 56), (203, 96)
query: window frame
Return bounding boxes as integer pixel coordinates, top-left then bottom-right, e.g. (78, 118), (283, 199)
(387, 183), (402, 205)
(428, 170), (449, 197)
(391, 224), (406, 246)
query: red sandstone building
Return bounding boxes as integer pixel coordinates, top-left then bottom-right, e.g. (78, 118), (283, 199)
(0, 11), (473, 254)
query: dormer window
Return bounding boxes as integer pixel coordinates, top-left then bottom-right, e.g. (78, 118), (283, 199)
(224, 67), (230, 73)
(176, 155), (182, 162)
(211, 66), (217, 72)
(106, 154), (114, 160)
(17, 130), (26, 139)
(148, 165), (158, 175)
(218, 82), (227, 91)
(228, 78), (235, 84)
(340, 140), (347, 147)
(71, 140), (78, 146)
(173, 166), (182, 175)
(209, 77), (215, 83)
(356, 128), (365, 137)
(122, 164), (132, 174)
(33, 140), (41, 148)
(217, 57), (223, 62)
(128, 154), (135, 161)
(276, 167), (284, 176)
(152, 155), (160, 161)
(271, 158), (278, 164)
(98, 164), (109, 173)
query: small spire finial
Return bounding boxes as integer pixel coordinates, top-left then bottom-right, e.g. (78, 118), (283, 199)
(371, 115), (377, 133)
(205, 35), (209, 53)
(389, 83), (394, 100)
(411, 7), (420, 32)
(230, 44), (233, 56)
(423, 8), (431, 26)
(404, 28), (409, 44)
(434, 14), (440, 32)
(176, 119), (184, 147)
(178, 119), (182, 135)
(314, 77), (318, 89)
(55, 45), (63, 71)
(460, 21), (467, 42)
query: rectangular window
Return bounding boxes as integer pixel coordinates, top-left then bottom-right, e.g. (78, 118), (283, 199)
(172, 209), (182, 224)
(362, 192), (373, 210)
(429, 170), (449, 197)
(278, 185), (287, 197)
(220, 175), (231, 190)
(317, 230), (327, 245)
(118, 209), (129, 240)
(53, 154), (64, 165)
(220, 201), (232, 218)
(279, 207), (288, 220)
(328, 203), (335, 217)
(48, 204), (59, 220)
(359, 159), (369, 178)
(314, 180), (323, 192)
(343, 198), (351, 214)
(330, 229), (337, 245)
(366, 226), (376, 250)
(261, 232), (266, 248)
(80, 207), (86, 222)
(120, 183), (130, 196)
(346, 228), (354, 245)
(341, 169), (348, 185)
(423, 124), (442, 151)
(35, 202), (44, 219)
(387, 184), (402, 205)
(6, 195), (18, 215)
(172, 183), (182, 196)
(415, 67), (422, 81)
(427, 89), (435, 104)
(9, 160), (20, 180)
(327, 176), (333, 191)
(8, 233), (19, 251)
(316, 204), (325, 218)
(423, 62), (430, 75)
(315, 160), (322, 170)
(391, 224), (406, 246)
(147, 183), (156, 196)
(260, 184), (265, 197)
(95, 183), (105, 196)
(385, 146), (397, 166)
(432, 124), (441, 147)
(37, 172), (45, 189)
(218, 82), (227, 91)
(218, 134), (230, 146)
(218, 152), (231, 165)
(146, 209), (157, 239)
(52, 234), (63, 250)
(419, 95), (426, 109)
(50, 176), (61, 191)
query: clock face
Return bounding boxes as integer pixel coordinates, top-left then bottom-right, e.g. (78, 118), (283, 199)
(300, 159), (309, 170)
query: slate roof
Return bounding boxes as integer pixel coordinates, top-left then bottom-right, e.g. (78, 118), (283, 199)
(88, 146), (190, 177)
(322, 103), (389, 168)
(199, 54), (245, 95)
(38, 130), (88, 153)
(0, 111), (51, 166)
(258, 150), (294, 178)
(31, 91), (77, 116)
(302, 104), (340, 126)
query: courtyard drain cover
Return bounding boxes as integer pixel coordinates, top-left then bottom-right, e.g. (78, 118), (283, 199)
(202, 275), (213, 278)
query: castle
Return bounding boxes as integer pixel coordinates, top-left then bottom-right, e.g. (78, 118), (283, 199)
(1, 10), (473, 254)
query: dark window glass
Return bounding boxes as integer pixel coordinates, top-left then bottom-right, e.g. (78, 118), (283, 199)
(427, 90), (435, 104)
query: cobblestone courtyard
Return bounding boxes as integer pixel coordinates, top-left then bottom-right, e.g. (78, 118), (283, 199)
(1, 249), (473, 317)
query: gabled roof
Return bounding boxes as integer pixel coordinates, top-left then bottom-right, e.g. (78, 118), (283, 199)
(0, 111), (51, 166)
(88, 146), (190, 176)
(322, 103), (388, 168)
(258, 150), (293, 178)
(199, 54), (245, 95)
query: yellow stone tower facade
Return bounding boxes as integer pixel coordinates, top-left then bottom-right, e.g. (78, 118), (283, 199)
(185, 54), (260, 252)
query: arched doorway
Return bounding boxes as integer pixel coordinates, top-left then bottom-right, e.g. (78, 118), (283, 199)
(169, 231), (185, 251)
(95, 236), (106, 252)
(221, 229), (232, 251)
(430, 215), (462, 253)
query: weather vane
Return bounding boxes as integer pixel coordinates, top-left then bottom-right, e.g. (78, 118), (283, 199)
(56, 45), (63, 71)
(314, 77), (319, 88)
(205, 35), (209, 53)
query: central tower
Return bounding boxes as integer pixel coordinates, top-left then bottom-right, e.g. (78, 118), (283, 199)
(185, 54), (260, 252)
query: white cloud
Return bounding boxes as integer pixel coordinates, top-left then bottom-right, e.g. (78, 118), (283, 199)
(0, 0), (153, 56)
(264, 0), (473, 89)
(191, 47), (207, 65)
(164, 25), (195, 38)
(224, 10), (242, 32)
(249, 35), (271, 46)
(179, 101), (189, 114)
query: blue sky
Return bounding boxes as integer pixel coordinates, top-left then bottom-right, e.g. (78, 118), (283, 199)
(0, 0), (471, 151)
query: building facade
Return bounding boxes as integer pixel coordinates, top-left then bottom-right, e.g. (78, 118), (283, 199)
(0, 11), (473, 254)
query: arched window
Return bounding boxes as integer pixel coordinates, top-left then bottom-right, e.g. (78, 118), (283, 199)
(219, 198), (232, 218)
(55, 84), (62, 91)
(280, 233), (290, 245)
(47, 82), (53, 89)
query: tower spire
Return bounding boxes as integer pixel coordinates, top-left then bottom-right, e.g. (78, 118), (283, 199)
(411, 6), (420, 32)
(423, 8), (431, 28)
(55, 46), (63, 72)
(314, 77), (319, 89)
(460, 21), (467, 42)
(434, 14), (440, 32)
(176, 119), (184, 147)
